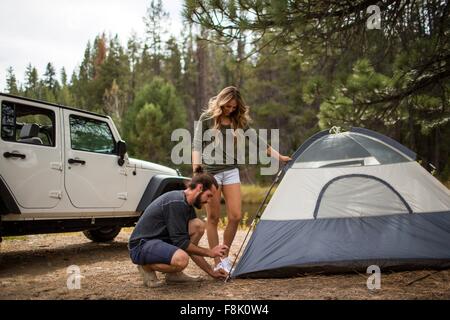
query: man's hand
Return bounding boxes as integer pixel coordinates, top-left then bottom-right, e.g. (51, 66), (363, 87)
(209, 244), (228, 258)
(210, 268), (228, 279)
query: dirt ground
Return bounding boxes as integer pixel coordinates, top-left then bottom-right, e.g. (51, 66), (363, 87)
(0, 229), (449, 300)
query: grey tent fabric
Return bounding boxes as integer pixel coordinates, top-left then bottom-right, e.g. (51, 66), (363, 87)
(295, 131), (411, 168)
(314, 175), (412, 219)
(296, 134), (371, 163)
(232, 212), (450, 278)
(232, 128), (450, 278)
(350, 134), (409, 164)
(350, 127), (417, 160)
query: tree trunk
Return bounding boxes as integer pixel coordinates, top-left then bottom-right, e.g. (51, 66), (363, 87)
(196, 28), (208, 119)
(236, 36), (245, 88)
(407, 103), (415, 150)
(434, 127), (440, 171)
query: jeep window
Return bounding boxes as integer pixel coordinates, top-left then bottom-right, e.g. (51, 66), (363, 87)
(69, 115), (116, 154)
(1, 101), (55, 146)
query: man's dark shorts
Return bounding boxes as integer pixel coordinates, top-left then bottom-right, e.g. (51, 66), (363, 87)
(129, 239), (179, 265)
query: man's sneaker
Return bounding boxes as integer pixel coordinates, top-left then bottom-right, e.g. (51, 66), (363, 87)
(137, 265), (164, 288)
(165, 272), (203, 283)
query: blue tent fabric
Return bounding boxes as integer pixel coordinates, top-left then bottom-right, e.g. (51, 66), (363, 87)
(232, 211), (450, 278)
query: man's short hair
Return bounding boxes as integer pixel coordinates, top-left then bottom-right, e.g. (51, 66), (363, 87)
(189, 166), (219, 190)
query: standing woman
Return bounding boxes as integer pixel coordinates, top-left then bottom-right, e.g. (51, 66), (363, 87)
(192, 86), (291, 271)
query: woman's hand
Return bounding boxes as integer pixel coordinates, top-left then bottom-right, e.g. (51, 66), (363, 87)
(279, 155), (292, 163)
(192, 164), (201, 174)
(192, 151), (202, 174)
(267, 147), (292, 163)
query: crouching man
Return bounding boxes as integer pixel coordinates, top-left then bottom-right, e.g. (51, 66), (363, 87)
(128, 169), (229, 287)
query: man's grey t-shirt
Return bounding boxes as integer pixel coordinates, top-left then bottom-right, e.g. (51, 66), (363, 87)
(128, 190), (197, 250)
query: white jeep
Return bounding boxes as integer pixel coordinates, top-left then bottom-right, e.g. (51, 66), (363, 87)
(0, 93), (188, 242)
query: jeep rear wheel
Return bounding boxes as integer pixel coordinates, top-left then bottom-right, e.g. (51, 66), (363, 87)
(83, 226), (121, 242)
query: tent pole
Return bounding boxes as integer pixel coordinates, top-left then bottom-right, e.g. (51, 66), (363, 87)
(225, 162), (290, 283)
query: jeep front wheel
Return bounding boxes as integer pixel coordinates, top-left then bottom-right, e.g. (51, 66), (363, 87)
(83, 226), (121, 242)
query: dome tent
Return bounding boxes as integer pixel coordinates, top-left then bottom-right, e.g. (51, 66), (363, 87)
(232, 127), (450, 278)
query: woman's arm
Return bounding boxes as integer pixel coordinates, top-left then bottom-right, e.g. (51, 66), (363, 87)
(192, 150), (202, 172)
(249, 125), (291, 163)
(192, 115), (205, 172)
(267, 146), (292, 163)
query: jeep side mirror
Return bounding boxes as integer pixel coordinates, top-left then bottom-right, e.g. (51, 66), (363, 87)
(117, 140), (127, 166)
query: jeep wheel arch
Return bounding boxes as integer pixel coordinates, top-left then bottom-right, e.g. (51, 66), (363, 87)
(0, 177), (21, 215)
(136, 175), (190, 212)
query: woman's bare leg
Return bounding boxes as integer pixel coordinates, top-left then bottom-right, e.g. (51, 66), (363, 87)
(205, 184), (222, 265)
(222, 183), (242, 257)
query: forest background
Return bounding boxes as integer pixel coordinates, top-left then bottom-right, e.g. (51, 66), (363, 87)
(3, 0), (449, 185)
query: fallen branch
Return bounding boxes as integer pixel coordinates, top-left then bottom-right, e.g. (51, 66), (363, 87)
(406, 270), (442, 286)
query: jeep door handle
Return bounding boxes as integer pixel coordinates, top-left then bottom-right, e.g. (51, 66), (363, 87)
(3, 152), (26, 159)
(68, 158), (86, 165)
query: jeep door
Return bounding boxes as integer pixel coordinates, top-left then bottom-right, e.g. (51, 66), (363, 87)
(63, 110), (127, 208)
(0, 98), (62, 209)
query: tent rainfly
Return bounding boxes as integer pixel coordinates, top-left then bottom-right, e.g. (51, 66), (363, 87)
(232, 127), (450, 278)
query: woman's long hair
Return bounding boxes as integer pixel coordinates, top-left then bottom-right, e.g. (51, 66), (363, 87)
(202, 86), (252, 130)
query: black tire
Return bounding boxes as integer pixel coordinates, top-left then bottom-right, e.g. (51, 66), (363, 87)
(83, 226), (121, 242)
(0, 219), (2, 257)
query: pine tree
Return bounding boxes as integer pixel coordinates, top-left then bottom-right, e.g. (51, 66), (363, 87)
(5, 67), (19, 94)
(164, 37), (182, 92)
(100, 34), (132, 121)
(127, 31), (142, 102)
(61, 67), (68, 87)
(143, 0), (169, 76)
(93, 34), (107, 80)
(123, 77), (186, 165)
(180, 24), (198, 127)
(24, 63), (39, 99)
(43, 62), (59, 94)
